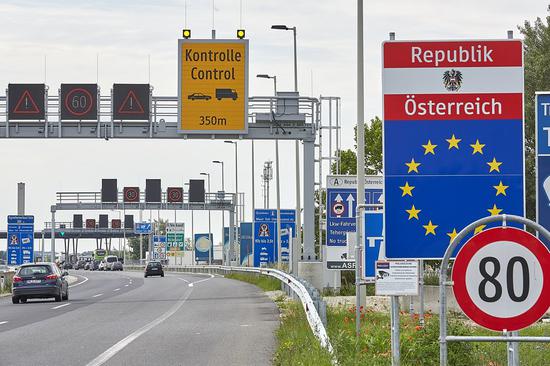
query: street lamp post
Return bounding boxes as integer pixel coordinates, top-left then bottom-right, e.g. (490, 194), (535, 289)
(271, 24), (302, 269)
(256, 74), (277, 95)
(212, 160), (226, 264)
(224, 141), (239, 265)
(200, 172), (212, 265)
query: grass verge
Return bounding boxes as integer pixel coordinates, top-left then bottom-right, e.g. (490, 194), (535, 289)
(0, 278), (12, 295)
(224, 272), (281, 292)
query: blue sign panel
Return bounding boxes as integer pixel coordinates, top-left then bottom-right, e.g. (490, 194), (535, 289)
(194, 233), (212, 262)
(536, 93), (550, 242)
(326, 175), (383, 270)
(364, 211), (384, 279)
(134, 222), (152, 234)
(7, 215), (34, 265)
(253, 209), (295, 267)
(383, 40), (524, 259)
(240, 222), (253, 265)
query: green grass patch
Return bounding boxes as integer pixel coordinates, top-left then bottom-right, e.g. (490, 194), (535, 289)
(327, 306), (550, 366)
(225, 272), (281, 292)
(1, 278), (12, 294)
(274, 301), (333, 366)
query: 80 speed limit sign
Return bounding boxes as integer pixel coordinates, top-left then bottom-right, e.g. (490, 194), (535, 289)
(452, 227), (550, 331)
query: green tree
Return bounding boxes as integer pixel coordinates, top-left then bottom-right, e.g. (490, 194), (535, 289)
(330, 116), (382, 175)
(519, 7), (550, 220)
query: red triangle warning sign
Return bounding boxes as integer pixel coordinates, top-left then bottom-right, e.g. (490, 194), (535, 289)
(13, 90), (40, 114)
(118, 90), (145, 114)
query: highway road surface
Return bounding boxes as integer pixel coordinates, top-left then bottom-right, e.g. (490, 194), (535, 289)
(0, 270), (279, 366)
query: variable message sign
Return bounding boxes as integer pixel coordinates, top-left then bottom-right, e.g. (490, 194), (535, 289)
(178, 39), (248, 134)
(60, 84), (98, 120)
(8, 84), (45, 120)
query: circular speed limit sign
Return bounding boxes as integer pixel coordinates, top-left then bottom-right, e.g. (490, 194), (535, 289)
(452, 227), (550, 331)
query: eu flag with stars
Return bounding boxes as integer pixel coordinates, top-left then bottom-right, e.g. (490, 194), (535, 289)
(383, 39), (524, 259)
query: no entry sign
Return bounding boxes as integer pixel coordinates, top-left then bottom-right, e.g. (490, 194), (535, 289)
(452, 227), (550, 331)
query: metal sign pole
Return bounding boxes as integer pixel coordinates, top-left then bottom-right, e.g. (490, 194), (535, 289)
(419, 259), (425, 326)
(391, 296), (401, 366)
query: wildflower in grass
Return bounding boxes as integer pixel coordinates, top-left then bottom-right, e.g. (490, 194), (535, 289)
(415, 325), (423, 331)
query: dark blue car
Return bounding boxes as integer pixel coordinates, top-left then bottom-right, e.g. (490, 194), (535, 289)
(12, 263), (69, 304)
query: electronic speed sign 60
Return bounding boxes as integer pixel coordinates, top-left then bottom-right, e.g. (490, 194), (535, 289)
(60, 84), (98, 120)
(452, 227), (550, 331)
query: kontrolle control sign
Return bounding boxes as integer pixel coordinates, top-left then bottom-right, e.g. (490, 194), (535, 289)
(178, 39), (248, 134)
(383, 40), (524, 259)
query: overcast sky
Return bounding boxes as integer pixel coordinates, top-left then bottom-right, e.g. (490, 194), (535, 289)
(0, 0), (546, 253)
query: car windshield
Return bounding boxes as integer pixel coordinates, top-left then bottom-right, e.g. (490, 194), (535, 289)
(18, 265), (51, 276)
(106, 257), (117, 263)
(148, 262), (159, 267)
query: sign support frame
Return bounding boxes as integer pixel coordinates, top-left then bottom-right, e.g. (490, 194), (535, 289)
(439, 214), (550, 366)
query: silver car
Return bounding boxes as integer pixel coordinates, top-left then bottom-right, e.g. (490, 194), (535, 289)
(111, 261), (123, 271)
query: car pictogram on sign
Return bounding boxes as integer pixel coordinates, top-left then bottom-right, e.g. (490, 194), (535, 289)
(188, 93), (211, 101)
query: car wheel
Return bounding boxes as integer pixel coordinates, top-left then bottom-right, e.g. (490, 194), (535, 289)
(161, 274), (164, 277)
(144, 274), (147, 278)
(63, 290), (69, 301)
(54, 290), (62, 302)
(20, 297), (27, 303)
(12, 297), (19, 304)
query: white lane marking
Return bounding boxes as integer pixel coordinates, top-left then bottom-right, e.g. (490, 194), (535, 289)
(113, 288), (120, 292)
(124, 284), (129, 287)
(178, 277), (190, 283)
(69, 275), (89, 288)
(187, 274), (214, 287)
(92, 293), (103, 298)
(85, 287), (194, 366)
(52, 303), (71, 310)
(0, 321), (8, 325)
(240, 324), (250, 327)
(195, 332), (201, 335)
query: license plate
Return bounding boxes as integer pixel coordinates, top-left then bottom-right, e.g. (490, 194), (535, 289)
(27, 280), (41, 284)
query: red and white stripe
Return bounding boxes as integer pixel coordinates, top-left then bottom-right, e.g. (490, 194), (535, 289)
(383, 40), (523, 121)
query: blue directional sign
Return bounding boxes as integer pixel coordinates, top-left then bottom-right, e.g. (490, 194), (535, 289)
(326, 175), (383, 270)
(363, 211), (384, 279)
(536, 92), (550, 243)
(253, 209), (295, 267)
(134, 222), (152, 234)
(7, 215), (34, 265)
(240, 222), (253, 266)
(152, 235), (167, 261)
(194, 233), (213, 262)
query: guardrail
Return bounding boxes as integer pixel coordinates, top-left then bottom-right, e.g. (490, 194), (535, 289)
(126, 264), (336, 363)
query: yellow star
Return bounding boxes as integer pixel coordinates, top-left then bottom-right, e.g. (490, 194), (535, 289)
(493, 181), (509, 196)
(488, 204), (503, 216)
(446, 134), (461, 149)
(423, 220), (438, 236)
(447, 229), (458, 244)
(474, 225), (487, 235)
(406, 205), (421, 220)
(470, 139), (485, 155)
(422, 140), (437, 155)
(399, 182), (415, 197)
(487, 158), (502, 173)
(405, 158), (421, 173)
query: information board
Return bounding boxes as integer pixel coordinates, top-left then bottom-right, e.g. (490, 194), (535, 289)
(178, 39), (248, 134)
(7, 215), (34, 265)
(253, 209), (295, 267)
(325, 175), (383, 270)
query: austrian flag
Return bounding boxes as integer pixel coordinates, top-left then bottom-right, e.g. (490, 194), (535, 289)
(383, 40), (524, 259)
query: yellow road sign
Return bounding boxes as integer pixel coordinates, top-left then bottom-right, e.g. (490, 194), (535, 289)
(178, 39), (249, 134)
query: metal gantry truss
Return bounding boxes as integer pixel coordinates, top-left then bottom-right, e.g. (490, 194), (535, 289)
(1, 92), (341, 263)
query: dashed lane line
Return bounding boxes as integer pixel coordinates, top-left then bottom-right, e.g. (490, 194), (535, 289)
(51, 303), (71, 310)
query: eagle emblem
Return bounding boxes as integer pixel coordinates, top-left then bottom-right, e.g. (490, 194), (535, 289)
(443, 69), (463, 92)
